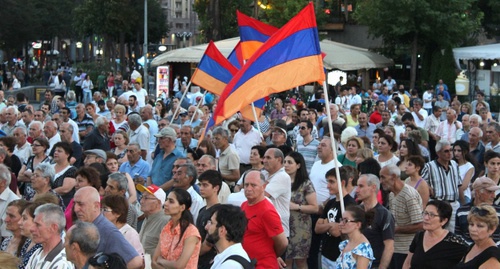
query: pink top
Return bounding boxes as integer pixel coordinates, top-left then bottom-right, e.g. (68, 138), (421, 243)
(159, 221), (201, 269)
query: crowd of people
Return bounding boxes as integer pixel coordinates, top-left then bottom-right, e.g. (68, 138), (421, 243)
(0, 72), (498, 269)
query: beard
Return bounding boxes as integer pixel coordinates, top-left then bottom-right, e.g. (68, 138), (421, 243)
(205, 229), (220, 245)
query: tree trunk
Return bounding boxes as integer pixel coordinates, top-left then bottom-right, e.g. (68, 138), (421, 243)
(410, 33), (418, 90)
(119, 32), (126, 75)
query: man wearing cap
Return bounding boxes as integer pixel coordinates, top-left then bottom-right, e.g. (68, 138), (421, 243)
(83, 149), (107, 167)
(455, 176), (500, 245)
(271, 120), (288, 147)
(148, 127), (184, 191)
(212, 127), (240, 186)
(137, 183), (169, 255)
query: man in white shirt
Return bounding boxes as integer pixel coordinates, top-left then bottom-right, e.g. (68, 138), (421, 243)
(13, 126), (32, 164)
(132, 81), (148, 107)
(410, 98), (428, 128)
(206, 205), (252, 269)
(423, 87), (434, 115)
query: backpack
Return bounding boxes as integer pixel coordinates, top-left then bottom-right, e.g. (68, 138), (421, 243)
(223, 255), (257, 269)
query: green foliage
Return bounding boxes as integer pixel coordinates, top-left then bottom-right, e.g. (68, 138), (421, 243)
(438, 47), (458, 94)
(194, 0), (253, 42)
(261, 0), (328, 28)
(479, 0), (500, 38)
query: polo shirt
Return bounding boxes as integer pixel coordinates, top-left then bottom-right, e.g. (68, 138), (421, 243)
(218, 146), (240, 184)
(119, 158), (151, 180)
(128, 125), (150, 152)
(149, 148), (185, 186)
(93, 214), (139, 263)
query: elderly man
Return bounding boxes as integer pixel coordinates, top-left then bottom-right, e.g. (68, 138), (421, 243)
(33, 110), (47, 123)
(212, 127), (240, 185)
(380, 165), (423, 268)
(241, 170), (288, 268)
(461, 114), (482, 142)
(196, 154), (231, 204)
(410, 98), (428, 128)
(26, 204), (74, 268)
(127, 113), (149, 160)
(175, 125), (198, 154)
(74, 104), (94, 143)
(43, 121), (60, 154)
(58, 122), (83, 167)
(205, 205), (251, 268)
(456, 114), (470, 141)
(486, 122), (500, 153)
(83, 116), (110, 151)
(455, 177), (500, 245)
(0, 164), (19, 239)
(270, 98), (286, 120)
(13, 126), (32, 164)
(263, 148), (291, 238)
(357, 174), (395, 269)
(65, 222), (100, 269)
(119, 143), (151, 185)
(136, 184), (169, 255)
(73, 186), (143, 269)
(83, 149), (107, 167)
(1, 106), (21, 136)
(435, 109), (461, 144)
(140, 105), (158, 163)
(422, 140), (463, 232)
(104, 172), (138, 230)
(185, 105), (202, 127)
(233, 117), (262, 173)
(148, 127), (184, 191)
(173, 163), (205, 222)
(355, 112), (376, 140)
(59, 107), (80, 143)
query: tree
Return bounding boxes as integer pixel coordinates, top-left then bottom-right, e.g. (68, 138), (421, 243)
(194, 0), (253, 42)
(354, 0), (482, 89)
(261, 0), (328, 28)
(479, 0), (500, 39)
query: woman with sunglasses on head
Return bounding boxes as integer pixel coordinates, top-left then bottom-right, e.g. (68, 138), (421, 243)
(454, 204), (500, 268)
(403, 200), (467, 269)
(335, 205), (374, 269)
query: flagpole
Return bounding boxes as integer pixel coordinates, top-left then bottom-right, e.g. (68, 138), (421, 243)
(173, 81), (191, 120)
(322, 80), (344, 214)
(190, 91), (207, 124)
(250, 103), (261, 133)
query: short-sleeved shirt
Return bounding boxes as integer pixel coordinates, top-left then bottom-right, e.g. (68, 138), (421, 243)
(119, 158), (151, 180)
(128, 125), (150, 151)
(218, 146), (240, 183)
(265, 168), (291, 237)
(422, 160), (462, 202)
(233, 128), (262, 164)
(26, 241), (74, 269)
(94, 214), (139, 263)
(297, 139), (319, 174)
(149, 148), (185, 186)
(361, 203), (395, 267)
(241, 199), (283, 269)
(388, 185), (423, 253)
(160, 221), (201, 269)
(139, 211), (170, 255)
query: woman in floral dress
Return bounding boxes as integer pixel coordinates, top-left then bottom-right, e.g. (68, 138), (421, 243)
(283, 152), (318, 269)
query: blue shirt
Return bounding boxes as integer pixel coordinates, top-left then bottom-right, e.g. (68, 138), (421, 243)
(355, 123), (376, 140)
(150, 148), (185, 186)
(119, 158), (151, 179)
(175, 138), (199, 155)
(93, 214), (139, 263)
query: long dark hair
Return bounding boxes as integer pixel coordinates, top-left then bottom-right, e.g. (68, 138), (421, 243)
(287, 152), (310, 192)
(398, 138), (421, 165)
(453, 140), (479, 180)
(171, 188), (194, 247)
(8, 200), (30, 256)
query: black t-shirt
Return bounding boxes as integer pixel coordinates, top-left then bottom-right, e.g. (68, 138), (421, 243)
(320, 195), (356, 261)
(196, 204), (221, 269)
(362, 203), (395, 267)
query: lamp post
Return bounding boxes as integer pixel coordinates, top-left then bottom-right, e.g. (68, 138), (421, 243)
(143, 0), (149, 94)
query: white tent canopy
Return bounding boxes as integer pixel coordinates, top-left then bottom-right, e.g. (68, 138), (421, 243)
(151, 37), (393, 71)
(453, 43), (500, 67)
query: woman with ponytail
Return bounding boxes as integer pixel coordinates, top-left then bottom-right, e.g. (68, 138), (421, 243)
(152, 188), (201, 269)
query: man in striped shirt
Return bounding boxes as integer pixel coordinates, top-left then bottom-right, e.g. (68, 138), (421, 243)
(422, 140), (463, 232)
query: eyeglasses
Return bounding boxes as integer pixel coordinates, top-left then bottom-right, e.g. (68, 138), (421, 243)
(471, 207), (489, 217)
(141, 196), (158, 201)
(340, 218), (358, 224)
(299, 126), (307, 130)
(89, 252), (110, 268)
(100, 208), (113, 213)
(230, 129), (239, 133)
(422, 211), (439, 218)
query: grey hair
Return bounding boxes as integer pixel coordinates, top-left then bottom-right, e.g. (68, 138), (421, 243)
(271, 148), (284, 162)
(470, 114), (482, 124)
(0, 164), (11, 186)
(413, 98), (423, 105)
(488, 122), (500, 133)
(470, 127), (483, 138)
(93, 91), (101, 98)
(246, 170), (266, 184)
(35, 163), (55, 184)
(128, 142), (141, 151)
(29, 121), (44, 130)
(6, 106), (18, 116)
(63, 122), (74, 133)
(212, 126), (229, 138)
(67, 91), (76, 101)
(34, 203), (66, 234)
(128, 113), (142, 127)
(69, 221), (100, 257)
(108, 172), (128, 192)
(436, 140), (451, 153)
(200, 155), (216, 168)
(14, 126), (28, 136)
(95, 116), (107, 127)
(384, 164), (401, 178)
(361, 173), (380, 193)
(180, 163), (198, 185)
(462, 114), (470, 120)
